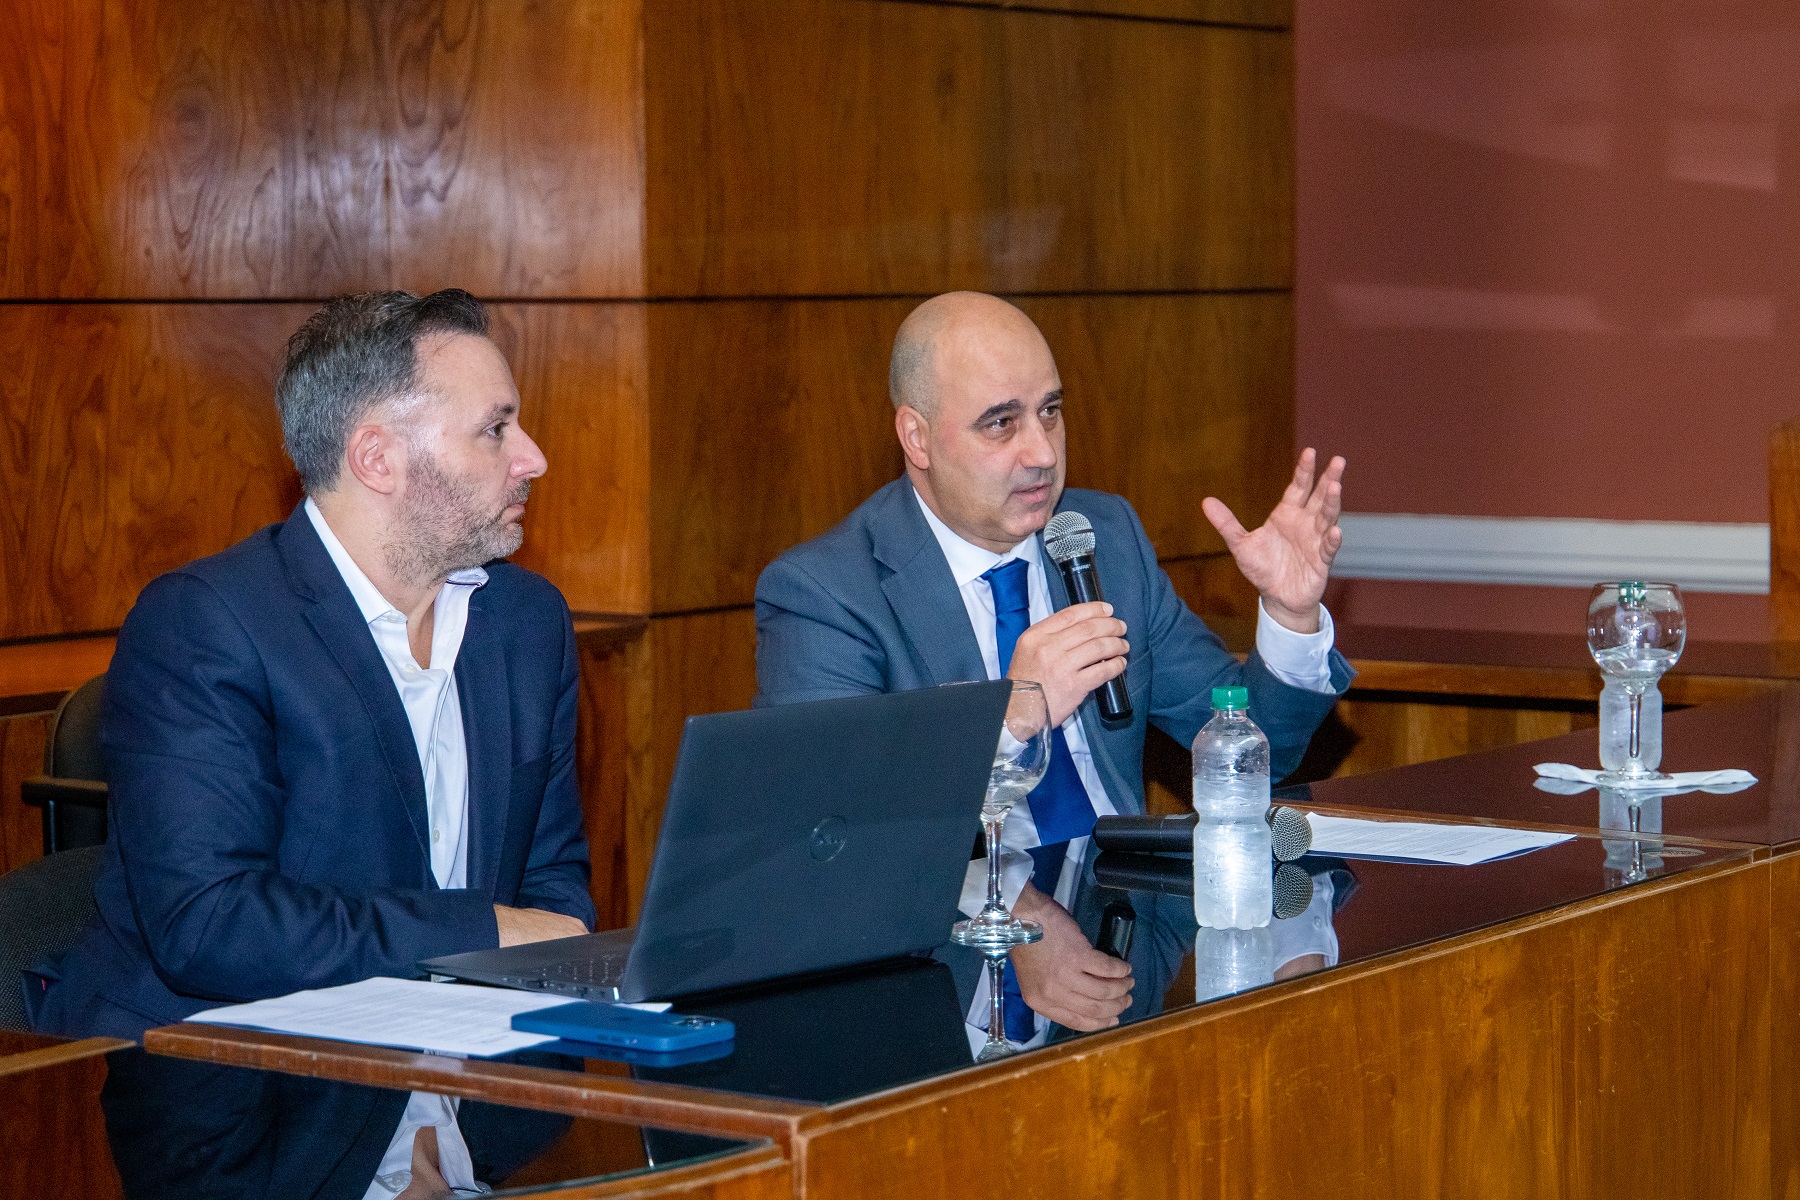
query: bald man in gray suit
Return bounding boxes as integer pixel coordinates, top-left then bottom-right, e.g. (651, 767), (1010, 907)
(756, 292), (1352, 1043)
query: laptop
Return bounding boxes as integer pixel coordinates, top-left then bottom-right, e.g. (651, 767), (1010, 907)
(421, 681), (1011, 1002)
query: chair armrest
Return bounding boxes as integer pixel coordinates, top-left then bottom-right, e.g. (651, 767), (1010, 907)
(21, 776), (108, 811)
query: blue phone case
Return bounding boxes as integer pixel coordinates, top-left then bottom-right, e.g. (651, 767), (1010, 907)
(512, 1002), (735, 1051)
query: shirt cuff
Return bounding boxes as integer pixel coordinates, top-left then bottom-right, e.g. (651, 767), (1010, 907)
(1254, 598), (1337, 694)
(958, 850), (1035, 919)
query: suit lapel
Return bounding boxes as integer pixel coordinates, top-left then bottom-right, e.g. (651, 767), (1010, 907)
(872, 481), (988, 686)
(277, 511), (432, 868)
(457, 586), (512, 893)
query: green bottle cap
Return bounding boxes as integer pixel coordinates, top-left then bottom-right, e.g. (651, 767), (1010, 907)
(1211, 686), (1249, 711)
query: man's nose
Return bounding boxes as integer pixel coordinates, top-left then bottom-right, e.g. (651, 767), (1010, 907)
(514, 428), (549, 479)
(1019, 416), (1058, 470)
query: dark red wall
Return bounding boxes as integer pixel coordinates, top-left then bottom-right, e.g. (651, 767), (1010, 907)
(1298, 0), (1800, 640)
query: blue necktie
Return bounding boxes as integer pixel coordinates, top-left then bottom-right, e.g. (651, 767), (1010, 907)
(982, 557), (1096, 1040)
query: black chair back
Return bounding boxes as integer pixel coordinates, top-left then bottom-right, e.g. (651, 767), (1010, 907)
(0, 844), (103, 1032)
(21, 674), (109, 854)
(47, 674), (107, 782)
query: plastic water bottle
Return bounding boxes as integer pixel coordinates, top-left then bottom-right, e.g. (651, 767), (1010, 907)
(1193, 926), (1274, 1002)
(1191, 686), (1272, 930)
(1598, 678), (1662, 774)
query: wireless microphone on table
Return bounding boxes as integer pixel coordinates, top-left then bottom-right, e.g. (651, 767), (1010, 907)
(1043, 511), (1132, 724)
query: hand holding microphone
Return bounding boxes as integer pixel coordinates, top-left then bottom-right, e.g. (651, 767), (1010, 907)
(1004, 510), (1133, 728)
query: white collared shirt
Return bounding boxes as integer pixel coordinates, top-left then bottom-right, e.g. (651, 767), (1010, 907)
(303, 500), (492, 1199)
(910, 488), (1337, 1049)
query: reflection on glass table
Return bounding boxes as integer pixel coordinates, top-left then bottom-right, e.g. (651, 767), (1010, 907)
(1091, 852), (1360, 1005)
(439, 830), (1751, 1131)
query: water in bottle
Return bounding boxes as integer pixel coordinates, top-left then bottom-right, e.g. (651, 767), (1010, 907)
(1193, 926), (1274, 1002)
(1191, 686), (1272, 930)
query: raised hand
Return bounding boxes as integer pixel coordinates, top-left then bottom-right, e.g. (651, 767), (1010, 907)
(1200, 448), (1346, 634)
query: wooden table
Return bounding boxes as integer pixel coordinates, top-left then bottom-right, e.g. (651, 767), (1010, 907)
(147, 814), (1775, 1197)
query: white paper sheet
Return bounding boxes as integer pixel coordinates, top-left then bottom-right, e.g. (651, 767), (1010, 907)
(1306, 814), (1573, 866)
(186, 977), (571, 1057)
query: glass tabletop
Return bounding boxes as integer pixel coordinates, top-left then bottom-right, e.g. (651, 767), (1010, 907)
(1295, 685), (1800, 848)
(484, 827), (1748, 1110)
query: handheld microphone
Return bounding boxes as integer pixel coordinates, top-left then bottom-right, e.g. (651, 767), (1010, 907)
(1043, 511), (1132, 724)
(1091, 807), (1314, 863)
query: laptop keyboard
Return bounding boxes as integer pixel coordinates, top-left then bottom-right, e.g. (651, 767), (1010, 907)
(498, 956), (628, 1001)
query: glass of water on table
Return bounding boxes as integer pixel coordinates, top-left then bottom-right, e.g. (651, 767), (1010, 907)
(1587, 582), (1686, 784)
(950, 681), (1051, 1061)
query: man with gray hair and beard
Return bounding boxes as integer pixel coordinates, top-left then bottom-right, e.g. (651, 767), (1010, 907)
(29, 290), (594, 1200)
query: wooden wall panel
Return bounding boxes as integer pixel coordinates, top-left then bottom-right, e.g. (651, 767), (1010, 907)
(644, 0), (1292, 296)
(648, 294), (1293, 613)
(0, 1036), (122, 1200)
(1, 713), (51, 875)
(0, 1), (643, 300)
(1298, 695), (1599, 781)
(1778, 851), (1800, 1200)
(0, 302), (650, 639)
(646, 300), (908, 614)
(1030, 294), (1294, 561)
(493, 304), (651, 615)
(796, 859), (1770, 1199)
(0, 304), (302, 640)
(520, 1145), (790, 1200)
(1770, 418), (1800, 640)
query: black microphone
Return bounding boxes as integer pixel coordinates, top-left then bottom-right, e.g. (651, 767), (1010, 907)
(1043, 511), (1132, 724)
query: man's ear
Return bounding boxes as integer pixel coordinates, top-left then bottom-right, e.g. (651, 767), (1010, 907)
(895, 406), (932, 472)
(342, 422), (402, 496)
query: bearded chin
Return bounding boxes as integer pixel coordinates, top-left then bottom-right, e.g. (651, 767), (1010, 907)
(389, 456), (527, 584)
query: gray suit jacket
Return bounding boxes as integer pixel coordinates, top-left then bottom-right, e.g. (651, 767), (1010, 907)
(754, 478), (1353, 1024)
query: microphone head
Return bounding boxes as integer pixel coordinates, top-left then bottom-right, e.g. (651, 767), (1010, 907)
(1267, 806), (1314, 863)
(1043, 511), (1095, 564)
(1271, 862), (1315, 920)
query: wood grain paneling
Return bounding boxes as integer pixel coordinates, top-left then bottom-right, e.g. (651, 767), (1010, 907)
(795, 857), (1770, 1199)
(493, 304), (651, 615)
(512, 1144), (790, 1200)
(2, 303), (649, 639)
(1300, 695), (1600, 781)
(1772, 418), (1800, 640)
(1778, 851), (1800, 1200)
(0, 637), (115, 718)
(0, 1034), (123, 1200)
(646, 300), (908, 613)
(644, 0), (1292, 296)
(1032, 295), (1294, 561)
(1, 712), (52, 875)
(0, 304), (302, 639)
(648, 294), (1293, 613)
(146, 1022), (815, 1145)
(0, 1), (643, 300)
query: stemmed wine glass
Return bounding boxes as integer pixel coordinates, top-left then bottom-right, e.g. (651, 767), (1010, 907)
(1587, 582), (1686, 784)
(949, 681), (1052, 1061)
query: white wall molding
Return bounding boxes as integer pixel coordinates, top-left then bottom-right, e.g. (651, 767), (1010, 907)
(1332, 514), (1770, 595)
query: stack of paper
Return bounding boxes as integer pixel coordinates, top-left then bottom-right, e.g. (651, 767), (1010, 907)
(1306, 814), (1573, 866)
(187, 977), (567, 1057)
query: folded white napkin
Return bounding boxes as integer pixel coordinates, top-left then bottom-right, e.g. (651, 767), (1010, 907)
(1533, 762), (1758, 795)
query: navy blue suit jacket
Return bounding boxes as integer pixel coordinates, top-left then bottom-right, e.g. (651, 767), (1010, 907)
(31, 506), (595, 1040)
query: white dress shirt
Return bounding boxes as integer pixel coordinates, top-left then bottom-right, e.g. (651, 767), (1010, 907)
(302, 501), (492, 1200)
(909, 489), (1338, 1048)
